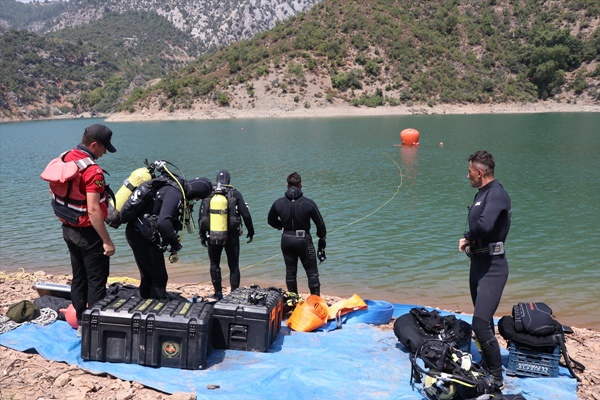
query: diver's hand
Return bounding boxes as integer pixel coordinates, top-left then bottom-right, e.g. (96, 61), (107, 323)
(459, 238), (470, 252)
(317, 238), (326, 263)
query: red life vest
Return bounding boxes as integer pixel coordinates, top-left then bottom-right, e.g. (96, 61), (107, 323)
(41, 150), (106, 227)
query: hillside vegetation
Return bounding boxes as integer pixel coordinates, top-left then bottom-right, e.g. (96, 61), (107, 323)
(0, 9), (201, 118)
(1, 0), (599, 120)
(125, 0), (599, 115)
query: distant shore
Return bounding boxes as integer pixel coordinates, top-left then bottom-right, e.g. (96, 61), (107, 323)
(2, 99), (597, 124)
(103, 99), (599, 122)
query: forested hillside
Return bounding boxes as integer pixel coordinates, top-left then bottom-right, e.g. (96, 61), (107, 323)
(1, 10), (200, 118)
(1, 0), (598, 120)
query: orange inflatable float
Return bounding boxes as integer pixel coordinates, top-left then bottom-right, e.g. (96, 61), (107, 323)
(59, 304), (78, 329)
(400, 128), (420, 146)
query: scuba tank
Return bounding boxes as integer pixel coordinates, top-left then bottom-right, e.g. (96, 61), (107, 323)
(209, 183), (228, 245)
(114, 167), (154, 211)
(105, 165), (154, 228)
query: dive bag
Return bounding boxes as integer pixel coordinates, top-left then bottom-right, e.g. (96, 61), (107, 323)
(40, 151), (96, 226)
(394, 308), (472, 353)
(512, 302), (555, 336)
(498, 303), (584, 381)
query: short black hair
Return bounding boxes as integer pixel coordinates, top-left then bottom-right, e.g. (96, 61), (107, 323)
(287, 172), (301, 188)
(468, 150), (495, 176)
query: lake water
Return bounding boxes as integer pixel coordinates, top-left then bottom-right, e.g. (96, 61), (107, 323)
(1, 113), (599, 329)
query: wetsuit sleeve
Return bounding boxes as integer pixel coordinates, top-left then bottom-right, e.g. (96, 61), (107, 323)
(235, 190), (254, 237)
(464, 185), (510, 242)
(267, 200), (283, 230)
(156, 186), (182, 250)
(310, 201), (327, 239)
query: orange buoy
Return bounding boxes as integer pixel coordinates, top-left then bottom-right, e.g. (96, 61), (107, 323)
(400, 128), (420, 146)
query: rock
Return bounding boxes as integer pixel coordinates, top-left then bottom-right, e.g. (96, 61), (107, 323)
(168, 392), (197, 400)
(115, 391), (135, 400)
(53, 372), (71, 387)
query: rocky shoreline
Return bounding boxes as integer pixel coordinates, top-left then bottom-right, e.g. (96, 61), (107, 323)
(1, 270), (598, 399)
(2, 97), (599, 124)
(106, 99), (600, 122)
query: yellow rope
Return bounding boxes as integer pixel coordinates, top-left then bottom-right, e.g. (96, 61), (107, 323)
(0, 268), (48, 282)
(107, 276), (140, 284)
(3, 158), (403, 290)
(0, 269), (140, 285)
(193, 155), (405, 286)
(328, 156), (403, 235)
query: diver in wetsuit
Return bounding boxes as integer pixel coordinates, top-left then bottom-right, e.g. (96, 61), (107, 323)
(268, 172), (326, 295)
(458, 150), (511, 390)
(198, 169), (255, 300)
(125, 177), (212, 299)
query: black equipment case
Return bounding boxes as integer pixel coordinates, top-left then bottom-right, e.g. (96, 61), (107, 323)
(212, 287), (284, 352)
(81, 295), (213, 370)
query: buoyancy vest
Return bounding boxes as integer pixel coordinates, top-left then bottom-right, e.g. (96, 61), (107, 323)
(41, 150), (99, 227)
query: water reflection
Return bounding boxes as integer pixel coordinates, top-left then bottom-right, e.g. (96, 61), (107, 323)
(399, 145), (418, 184)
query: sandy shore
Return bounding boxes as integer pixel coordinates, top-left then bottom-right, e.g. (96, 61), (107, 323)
(0, 269), (599, 400)
(104, 99), (600, 122)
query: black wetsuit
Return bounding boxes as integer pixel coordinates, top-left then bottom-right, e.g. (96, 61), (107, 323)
(268, 186), (326, 295)
(199, 188), (255, 294)
(464, 179), (511, 378)
(126, 184), (184, 299)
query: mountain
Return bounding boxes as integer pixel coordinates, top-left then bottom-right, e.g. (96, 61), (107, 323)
(0, 0), (324, 119)
(117, 0), (600, 116)
(1, 0), (598, 121)
(1, 0), (324, 52)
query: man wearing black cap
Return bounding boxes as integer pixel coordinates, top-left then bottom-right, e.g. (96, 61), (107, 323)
(198, 170), (255, 300)
(58, 124), (116, 333)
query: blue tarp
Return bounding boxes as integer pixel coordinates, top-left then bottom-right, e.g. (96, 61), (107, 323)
(0, 303), (577, 399)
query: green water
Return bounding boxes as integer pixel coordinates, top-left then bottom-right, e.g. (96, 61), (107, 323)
(1, 113), (598, 328)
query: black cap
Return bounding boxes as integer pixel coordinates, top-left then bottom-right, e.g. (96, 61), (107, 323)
(216, 169), (230, 185)
(85, 124), (116, 153)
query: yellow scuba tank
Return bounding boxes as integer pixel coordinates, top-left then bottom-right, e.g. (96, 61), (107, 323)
(209, 183), (228, 245)
(106, 167), (153, 228)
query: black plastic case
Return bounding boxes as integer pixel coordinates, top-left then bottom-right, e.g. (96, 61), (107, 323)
(81, 295), (213, 370)
(212, 287), (283, 352)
